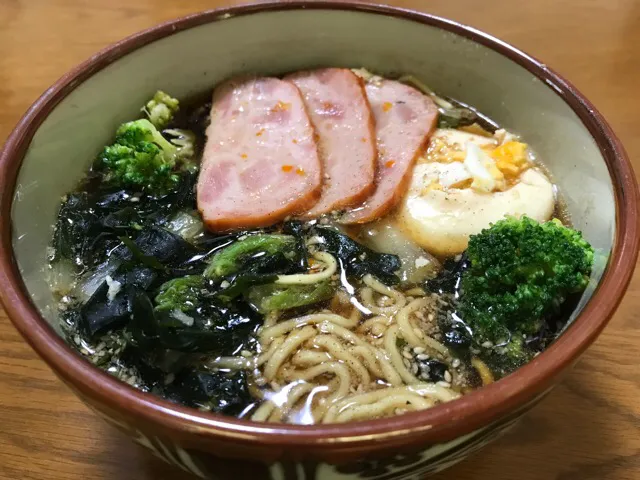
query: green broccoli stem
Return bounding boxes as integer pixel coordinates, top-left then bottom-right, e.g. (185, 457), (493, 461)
(144, 90), (180, 129)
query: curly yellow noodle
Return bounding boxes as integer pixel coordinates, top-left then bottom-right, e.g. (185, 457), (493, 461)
(349, 346), (385, 379)
(290, 349), (332, 367)
(360, 274), (407, 315)
(421, 335), (451, 358)
(246, 275), (463, 424)
(372, 348), (404, 386)
(266, 382), (315, 422)
(396, 297), (430, 348)
(403, 287), (426, 297)
(471, 357), (495, 385)
(332, 394), (433, 423)
(206, 356), (254, 370)
(384, 324), (420, 384)
(312, 335), (371, 384)
(263, 326), (316, 381)
(297, 362), (352, 402)
(323, 383), (460, 422)
(256, 337), (284, 367)
(263, 311), (280, 329)
(358, 315), (391, 333)
(260, 313), (358, 342)
(275, 252), (337, 285)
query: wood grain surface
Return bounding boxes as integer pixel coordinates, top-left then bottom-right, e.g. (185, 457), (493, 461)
(1, 1), (639, 479)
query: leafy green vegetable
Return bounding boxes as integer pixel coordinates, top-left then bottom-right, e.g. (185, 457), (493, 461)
(246, 280), (335, 313)
(155, 275), (205, 312)
(216, 273), (277, 302)
(143, 90), (180, 129)
(312, 226), (401, 285)
(204, 234), (297, 279)
(459, 216), (594, 372)
(437, 106), (479, 129)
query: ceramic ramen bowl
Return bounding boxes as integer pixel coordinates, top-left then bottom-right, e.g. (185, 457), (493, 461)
(0, 2), (638, 479)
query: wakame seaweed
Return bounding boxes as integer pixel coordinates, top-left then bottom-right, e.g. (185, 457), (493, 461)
(312, 226), (402, 285)
(128, 289), (260, 355)
(162, 369), (252, 414)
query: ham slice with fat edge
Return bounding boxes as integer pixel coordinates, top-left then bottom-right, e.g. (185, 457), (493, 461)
(341, 79), (438, 224)
(197, 77), (322, 231)
(287, 68), (376, 217)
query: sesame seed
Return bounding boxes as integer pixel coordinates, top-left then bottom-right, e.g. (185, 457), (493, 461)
(413, 347), (425, 354)
(402, 350), (413, 360)
(452, 359), (461, 368)
(444, 371), (452, 383)
(416, 354), (430, 361)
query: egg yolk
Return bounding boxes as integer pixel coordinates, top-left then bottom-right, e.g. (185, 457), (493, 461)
(489, 141), (530, 180)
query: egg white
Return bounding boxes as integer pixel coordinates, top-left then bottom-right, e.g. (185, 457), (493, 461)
(396, 162), (555, 257)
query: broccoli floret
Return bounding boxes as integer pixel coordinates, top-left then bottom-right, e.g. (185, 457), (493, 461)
(143, 90), (180, 129)
(115, 119), (177, 152)
(99, 119), (180, 191)
(155, 275), (205, 312)
(164, 129), (197, 172)
(460, 216), (594, 371)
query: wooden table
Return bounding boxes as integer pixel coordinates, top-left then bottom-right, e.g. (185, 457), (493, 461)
(1, 1), (639, 479)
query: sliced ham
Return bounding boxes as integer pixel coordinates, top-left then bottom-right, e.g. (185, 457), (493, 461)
(286, 68), (376, 217)
(197, 77), (322, 231)
(341, 79), (439, 224)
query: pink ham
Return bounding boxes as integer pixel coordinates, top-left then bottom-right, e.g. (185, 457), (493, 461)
(197, 77), (322, 231)
(341, 79), (438, 224)
(287, 68), (376, 217)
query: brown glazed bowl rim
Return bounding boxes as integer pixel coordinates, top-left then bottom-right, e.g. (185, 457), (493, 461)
(0, 1), (638, 450)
